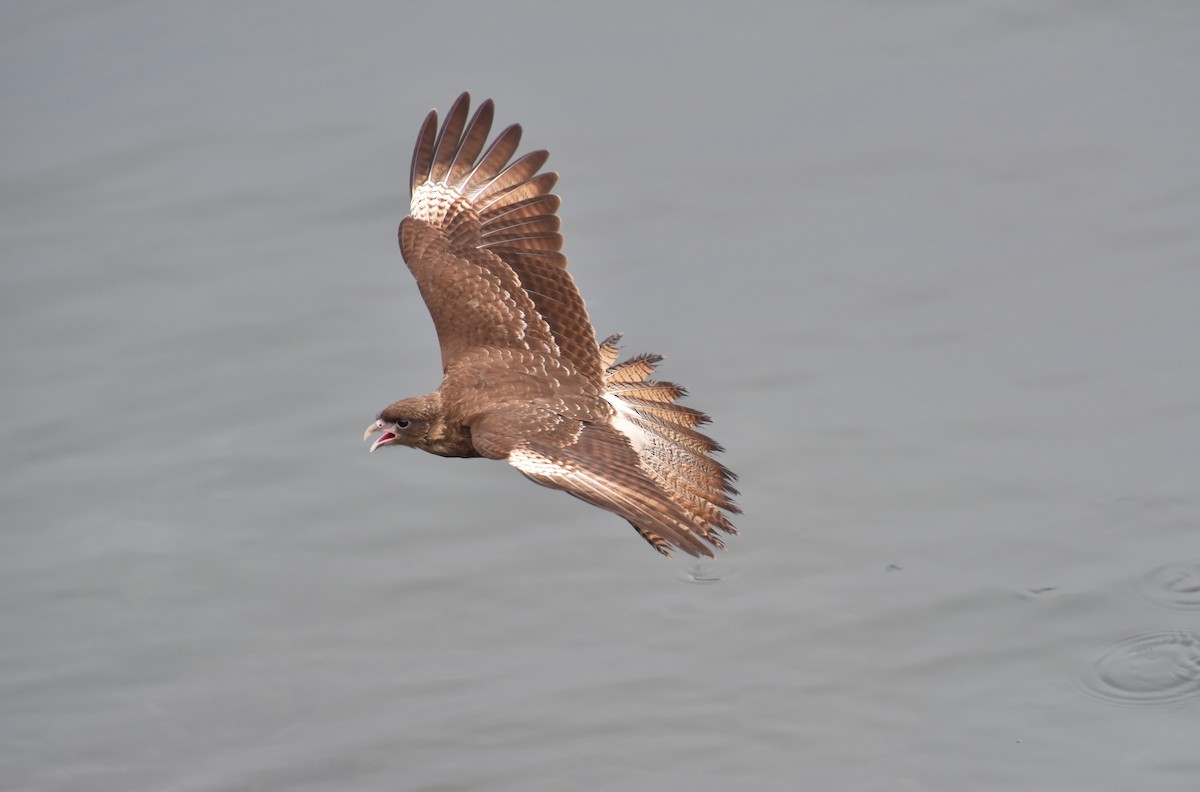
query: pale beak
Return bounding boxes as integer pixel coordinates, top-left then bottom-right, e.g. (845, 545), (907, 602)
(364, 420), (383, 443)
(364, 420), (397, 453)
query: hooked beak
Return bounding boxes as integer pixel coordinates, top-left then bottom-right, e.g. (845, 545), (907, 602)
(364, 419), (398, 453)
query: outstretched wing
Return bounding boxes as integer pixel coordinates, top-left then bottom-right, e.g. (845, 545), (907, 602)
(472, 408), (724, 558)
(401, 92), (603, 385)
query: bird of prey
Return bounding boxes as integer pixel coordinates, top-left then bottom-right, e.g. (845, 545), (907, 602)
(364, 93), (739, 557)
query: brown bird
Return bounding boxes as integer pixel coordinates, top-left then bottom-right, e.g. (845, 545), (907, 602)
(364, 93), (739, 557)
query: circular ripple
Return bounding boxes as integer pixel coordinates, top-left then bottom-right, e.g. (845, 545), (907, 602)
(1077, 631), (1200, 708)
(1133, 563), (1200, 610)
(675, 560), (743, 585)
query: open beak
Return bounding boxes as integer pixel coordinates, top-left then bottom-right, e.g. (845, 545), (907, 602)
(363, 420), (398, 453)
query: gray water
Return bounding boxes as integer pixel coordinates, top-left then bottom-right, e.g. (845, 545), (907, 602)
(4, 3), (1200, 790)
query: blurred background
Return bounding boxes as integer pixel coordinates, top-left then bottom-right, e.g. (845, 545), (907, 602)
(3, 2), (1199, 790)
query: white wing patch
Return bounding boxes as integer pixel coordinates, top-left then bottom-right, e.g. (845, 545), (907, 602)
(507, 446), (571, 482)
(411, 182), (463, 227)
(603, 392), (653, 454)
(506, 444), (704, 550)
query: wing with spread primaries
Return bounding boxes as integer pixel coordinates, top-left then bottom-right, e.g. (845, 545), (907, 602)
(400, 92), (603, 385)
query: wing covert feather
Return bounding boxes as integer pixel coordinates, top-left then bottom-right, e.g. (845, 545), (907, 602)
(399, 217), (556, 370)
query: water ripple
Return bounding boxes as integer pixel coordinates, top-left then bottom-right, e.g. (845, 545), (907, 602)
(675, 560), (742, 585)
(1077, 631), (1200, 708)
(1132, 562), (1200, 610)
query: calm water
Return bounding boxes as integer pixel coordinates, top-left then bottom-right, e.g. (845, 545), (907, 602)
(3, 3), (1200, 790)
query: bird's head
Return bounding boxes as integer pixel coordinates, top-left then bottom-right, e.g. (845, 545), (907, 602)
(363, 394), (442, 453)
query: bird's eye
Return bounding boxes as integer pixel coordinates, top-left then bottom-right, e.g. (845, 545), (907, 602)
(396, 419), (411, 429)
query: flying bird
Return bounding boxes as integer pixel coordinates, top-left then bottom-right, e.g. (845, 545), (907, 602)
(364, 93), (739, 557)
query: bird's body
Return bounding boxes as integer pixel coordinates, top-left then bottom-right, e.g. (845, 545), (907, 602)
(365, 93), (739, 558)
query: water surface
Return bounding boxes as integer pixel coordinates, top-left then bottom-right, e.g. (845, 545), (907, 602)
(3, 3), (1200, 790)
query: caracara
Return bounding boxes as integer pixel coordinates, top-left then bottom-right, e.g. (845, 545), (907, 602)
(364, 93), (739, 557)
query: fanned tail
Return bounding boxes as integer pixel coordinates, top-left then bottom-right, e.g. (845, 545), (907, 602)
(599, 333), (740, 555)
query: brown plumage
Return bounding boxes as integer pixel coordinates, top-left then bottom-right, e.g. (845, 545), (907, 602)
(364, 93), (739, 558)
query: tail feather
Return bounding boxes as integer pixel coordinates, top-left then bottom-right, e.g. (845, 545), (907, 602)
(606, 354), (664, 385)
(617, 397), (708, 428)
(601, 335), (740, 553)
(598, 333), (623, 370)
(605, 380), (686, 404)
(626, 411), (724, 456)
